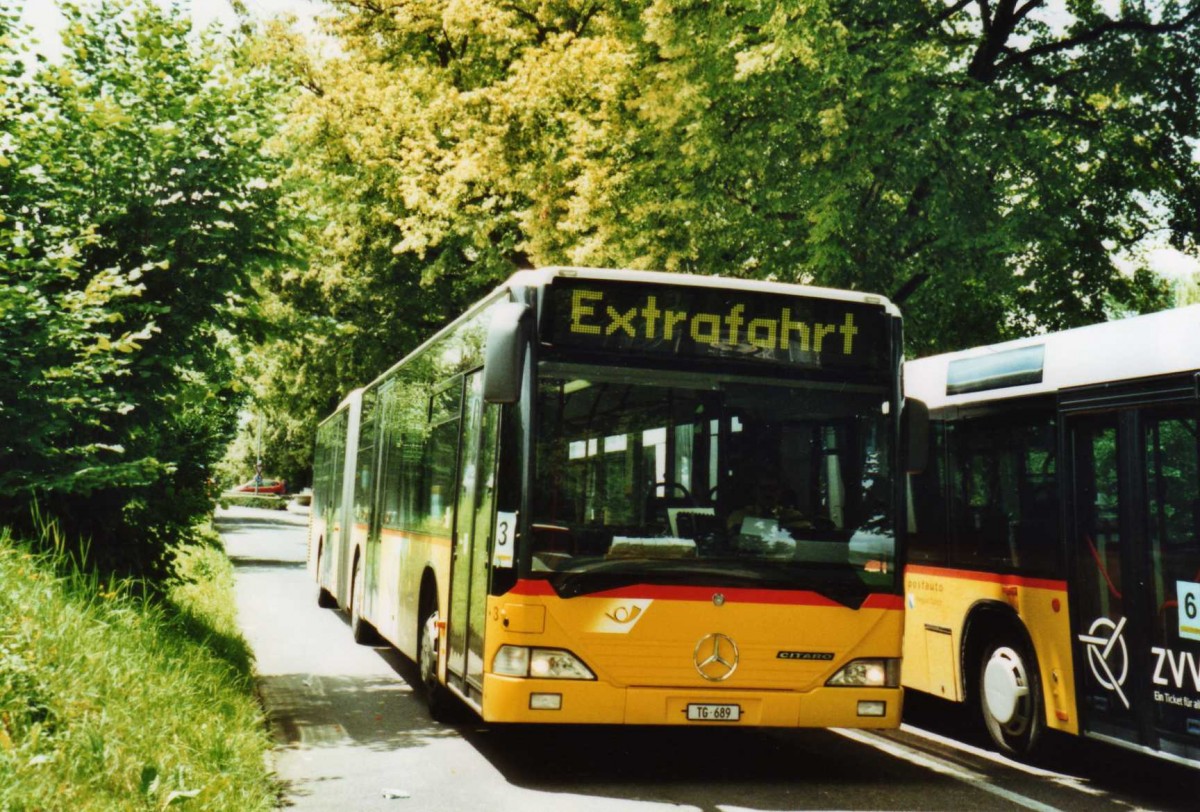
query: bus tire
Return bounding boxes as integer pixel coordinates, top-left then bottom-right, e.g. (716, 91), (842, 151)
(316, 544), (337, 608)
(978, 635), (1044, 757)
(350, 553), (380, 645)
(419, 606), (456, 722)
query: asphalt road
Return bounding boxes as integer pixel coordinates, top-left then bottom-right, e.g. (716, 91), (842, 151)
(216, 506), (1200, 811)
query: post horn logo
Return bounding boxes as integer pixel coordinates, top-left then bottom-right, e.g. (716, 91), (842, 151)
(604, 605), (642, 624)
(694, 633), (739, 681)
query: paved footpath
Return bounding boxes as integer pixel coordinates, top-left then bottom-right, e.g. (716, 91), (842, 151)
(216, 506), (681, 812)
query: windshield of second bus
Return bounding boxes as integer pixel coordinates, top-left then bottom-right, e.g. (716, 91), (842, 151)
(529, 366), (895, 601)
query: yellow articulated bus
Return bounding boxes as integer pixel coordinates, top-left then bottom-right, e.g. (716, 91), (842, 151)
(310, 267), (926, 726)
(904, 304), (1200, 768)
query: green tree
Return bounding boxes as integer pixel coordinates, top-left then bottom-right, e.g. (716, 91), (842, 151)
(1, 7), (159, 514)
(575, 0), (1193, 352)
(0, 1), (290, 574)
(242, 2), (634, 484)
(251, 0), (1198, 481)
(1175, 271), (1200, 305)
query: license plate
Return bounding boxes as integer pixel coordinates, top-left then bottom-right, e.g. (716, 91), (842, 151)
(686, 703), (741, 722)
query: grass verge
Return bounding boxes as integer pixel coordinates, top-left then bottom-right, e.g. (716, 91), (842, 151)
(0, 523), (278, 810)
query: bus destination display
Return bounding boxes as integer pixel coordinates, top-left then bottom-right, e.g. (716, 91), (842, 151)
(543, 278), (890, 372)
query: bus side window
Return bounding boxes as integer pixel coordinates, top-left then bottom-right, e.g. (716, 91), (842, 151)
(1015, 426), (1058, 574)
(948, 423), (997, 567)
(947, 416), (1059, 574)
(413, 381), (463, 537)
(907, 422), (948, 564)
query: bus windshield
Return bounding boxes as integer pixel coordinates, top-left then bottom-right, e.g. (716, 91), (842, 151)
(530, 365), (895, 602)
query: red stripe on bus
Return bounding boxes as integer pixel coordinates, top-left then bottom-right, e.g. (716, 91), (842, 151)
(378, 527), (452, 545)
(347, 523), (453, 544)
(904, 564), (1066, 592)
(510, 579), (902, 609)
(863, 594), (904, 610)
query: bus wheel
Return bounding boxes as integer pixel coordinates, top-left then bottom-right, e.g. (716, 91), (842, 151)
(979, 638), (1044, 757)
(350, 555), (379, 645)
(419, 608), (455, 722)
(316, 546), (336, 608)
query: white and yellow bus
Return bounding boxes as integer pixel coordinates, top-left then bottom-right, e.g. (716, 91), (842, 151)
(310, 267), (924, 726)
(904, 304), (1200, 768)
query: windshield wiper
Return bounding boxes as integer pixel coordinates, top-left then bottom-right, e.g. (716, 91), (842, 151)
(550, 559), (755, 597)
(547, 558), (875, 608)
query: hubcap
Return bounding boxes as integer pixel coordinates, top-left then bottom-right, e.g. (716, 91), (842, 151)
(983, 646), (1029, 726)
(421, 613), (439, 687)
(352, 561), (361, 623)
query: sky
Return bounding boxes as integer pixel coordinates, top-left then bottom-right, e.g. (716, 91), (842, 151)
(11, 0), (1200, 283)
(15, 0), (330, 63)
(1141, 246), (1200, 281)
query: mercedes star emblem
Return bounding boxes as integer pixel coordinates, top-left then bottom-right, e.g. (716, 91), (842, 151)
(694, 632), (739, 681)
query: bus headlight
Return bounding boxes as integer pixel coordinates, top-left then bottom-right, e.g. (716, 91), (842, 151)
(826, 658), (900, 687)
(493, 645), (530, 676)
(531, 648), (595, 680)
(493, 645), (595, 680)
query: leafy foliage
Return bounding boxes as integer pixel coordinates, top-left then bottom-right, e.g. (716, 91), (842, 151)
(0, 2), (289, 574)
(242, 1), (643, 484)
(6, 2), (1190, 512)
(582, 0), (1193, 351)
(247, 0), (1196, 482)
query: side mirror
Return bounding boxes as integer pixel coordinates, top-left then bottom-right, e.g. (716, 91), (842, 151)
(483, 302), (531, 404)
(902, 397), (929, 474)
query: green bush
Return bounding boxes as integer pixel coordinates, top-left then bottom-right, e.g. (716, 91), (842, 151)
(0, 2), (290, 577)
(219, 495), (289, 511)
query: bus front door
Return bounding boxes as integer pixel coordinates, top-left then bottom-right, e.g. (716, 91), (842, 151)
(447, 371), (501, 700)
(1139, 404), (1200, 762)
(1069, 412), (1144, 750)
(1068, 403), (1200, 764)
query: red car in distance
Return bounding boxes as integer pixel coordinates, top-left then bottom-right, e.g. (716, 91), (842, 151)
(233, 478), (286, 495)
